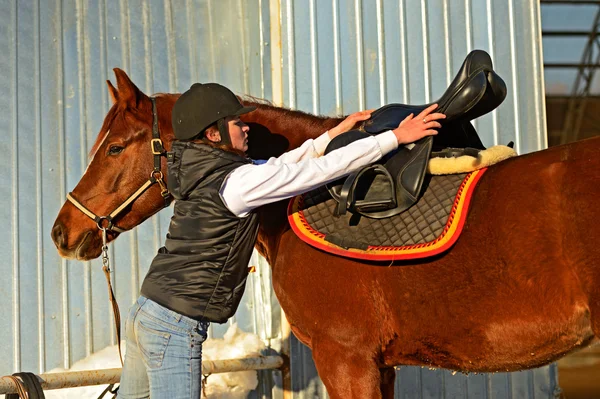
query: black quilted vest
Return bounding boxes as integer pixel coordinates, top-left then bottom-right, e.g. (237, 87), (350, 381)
(140, 141), (259, 323)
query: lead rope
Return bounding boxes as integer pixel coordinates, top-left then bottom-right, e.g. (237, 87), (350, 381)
(202, 374), (210, 398)
(101, 228), (123, 367)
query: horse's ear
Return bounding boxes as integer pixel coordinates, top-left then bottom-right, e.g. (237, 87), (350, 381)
(106, 80), (118, 104)
(112, 68), (149, 108)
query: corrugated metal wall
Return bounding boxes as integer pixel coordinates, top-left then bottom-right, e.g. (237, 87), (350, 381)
(279, 0), (555, 398)
(0, 0), (280, 388)
(0, 0), (557, 398)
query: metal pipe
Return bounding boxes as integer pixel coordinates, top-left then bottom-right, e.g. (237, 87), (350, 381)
(0, 355), (283, 394)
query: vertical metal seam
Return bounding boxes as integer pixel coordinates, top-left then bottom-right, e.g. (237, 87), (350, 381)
(354, 0), (365, 109)
(164, 0), (177, 91)
(206, 0), (216, 82)
(34, 0), (45, 374)
(399, 0), (408, 103)
(101, 0), (108, 107)
(143, 0), (152, 93)
(531, 0), (547, 149)
(332, 0), (342, 114)
(465, 0), (473, 52)
(442, 370), (446, 398)
(419, 368), (423, 398)
(119, 0), (133, 340)
(286, 0), (296, 108)
(142, 0), (160, 258)
(100, 0), (110, 354)
(421, 0), (430, 101)
(11, 0), (20, 373)
(443, 0), (452, 85)
(487, 0), (499, 145)
(309, 0), (319, 114)
(130, 229), (139, 333)
(185, 0), (194, 82)
(465, 0), (476, 130)
(57, 0), (70, 369)
(507, 0), (521, 153)
(269, 0), (283, 106)
(238, 0), (249, 94)
(530, 367), (536, 399)
(508, 369), (513, 399)
(76, 0), (93, 359)
(120, 0), (130, 73)
(258, 260), (270, 340)
(375, 0), (386, 106)
(258, 0), (265, 98)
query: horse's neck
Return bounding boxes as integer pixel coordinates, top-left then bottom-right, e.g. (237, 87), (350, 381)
(239, 103), (344, 264)
(241, 101), (343, 149)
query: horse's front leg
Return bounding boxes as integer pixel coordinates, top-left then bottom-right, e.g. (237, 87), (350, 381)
(311, 341), (389, 399)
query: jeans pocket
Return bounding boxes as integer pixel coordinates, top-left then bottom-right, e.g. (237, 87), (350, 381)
(135, 317), (171, 369)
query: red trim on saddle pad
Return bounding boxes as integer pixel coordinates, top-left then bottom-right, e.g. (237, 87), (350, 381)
(287, 169), (487, 261)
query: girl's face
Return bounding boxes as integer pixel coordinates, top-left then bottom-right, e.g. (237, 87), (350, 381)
(227, 116), (250, 152)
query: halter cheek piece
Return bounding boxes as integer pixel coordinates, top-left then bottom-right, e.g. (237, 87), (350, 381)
(66, 97), (171, 233)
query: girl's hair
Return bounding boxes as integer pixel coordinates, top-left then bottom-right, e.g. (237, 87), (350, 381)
(190, 121), (246, 157)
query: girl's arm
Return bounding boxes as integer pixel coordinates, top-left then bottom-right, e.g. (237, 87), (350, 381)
(221, 131), (398, 217)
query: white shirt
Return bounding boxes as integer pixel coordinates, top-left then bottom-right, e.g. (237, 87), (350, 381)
(220, 130), (399, 217)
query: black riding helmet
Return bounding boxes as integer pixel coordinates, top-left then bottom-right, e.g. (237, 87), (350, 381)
(172, 83), (256, 145)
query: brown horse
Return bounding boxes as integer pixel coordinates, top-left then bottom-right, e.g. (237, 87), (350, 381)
(52, 69), (600, 399)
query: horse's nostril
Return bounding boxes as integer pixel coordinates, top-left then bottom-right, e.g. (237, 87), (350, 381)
(52, 224), (65, 248)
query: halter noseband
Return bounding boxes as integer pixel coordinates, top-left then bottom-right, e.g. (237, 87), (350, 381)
(67, 97), (171, 233)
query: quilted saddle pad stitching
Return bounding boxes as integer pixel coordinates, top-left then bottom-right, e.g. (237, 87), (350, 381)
(287, 169), (486, 260)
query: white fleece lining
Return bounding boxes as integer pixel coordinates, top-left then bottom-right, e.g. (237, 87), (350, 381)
(427, 145), (517, 175)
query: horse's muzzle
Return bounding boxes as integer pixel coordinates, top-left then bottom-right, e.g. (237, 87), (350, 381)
(51, 221), (100, 260)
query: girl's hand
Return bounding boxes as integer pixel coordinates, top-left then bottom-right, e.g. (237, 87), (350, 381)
(328, 110), (374, 139)
(392, 104), (446, 144)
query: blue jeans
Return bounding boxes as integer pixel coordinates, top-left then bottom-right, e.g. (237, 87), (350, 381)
(117, 296), (209, 399)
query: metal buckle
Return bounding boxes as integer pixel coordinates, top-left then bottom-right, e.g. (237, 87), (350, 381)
(96, 216), (113, 231)
(151, 138), (164, 155)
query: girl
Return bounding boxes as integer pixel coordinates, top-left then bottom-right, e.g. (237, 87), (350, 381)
(117, 83), (444, 398)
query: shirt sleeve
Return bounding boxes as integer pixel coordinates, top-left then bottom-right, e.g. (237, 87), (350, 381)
(260, 131), (332, 166)
(221, 130), (398, 217)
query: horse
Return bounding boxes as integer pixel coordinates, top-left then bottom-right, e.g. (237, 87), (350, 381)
(52, 69), (600, 399)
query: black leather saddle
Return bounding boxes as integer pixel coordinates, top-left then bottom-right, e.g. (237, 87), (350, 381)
(325, 49), (507, 219)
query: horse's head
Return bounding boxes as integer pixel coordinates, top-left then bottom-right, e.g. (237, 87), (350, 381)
(52, 69), (177, 260)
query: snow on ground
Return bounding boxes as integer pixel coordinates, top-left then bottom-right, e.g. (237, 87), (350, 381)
(2, 324), (265, 399)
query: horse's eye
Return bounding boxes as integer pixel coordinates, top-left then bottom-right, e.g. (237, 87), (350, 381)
(108, 145), (124, 155)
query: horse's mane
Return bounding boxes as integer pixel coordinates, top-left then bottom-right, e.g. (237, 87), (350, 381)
(239, 95), (343, 131)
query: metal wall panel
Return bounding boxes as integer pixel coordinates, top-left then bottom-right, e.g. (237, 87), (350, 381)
(1, 0), (557, 398)
(0, 1), (280, 394)
(280, 0), (556, 398)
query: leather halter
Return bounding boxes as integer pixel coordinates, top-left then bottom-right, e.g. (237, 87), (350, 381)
(63, 97), (171, 366)
(66, 97), (171, 232)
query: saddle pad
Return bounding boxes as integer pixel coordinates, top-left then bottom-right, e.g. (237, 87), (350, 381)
(288, 169), (486, 261)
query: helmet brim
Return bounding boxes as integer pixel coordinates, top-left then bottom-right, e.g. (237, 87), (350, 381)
(234, 106), (257, 116)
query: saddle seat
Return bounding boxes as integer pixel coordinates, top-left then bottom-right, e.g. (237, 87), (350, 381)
(325, 49), (507, 219)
